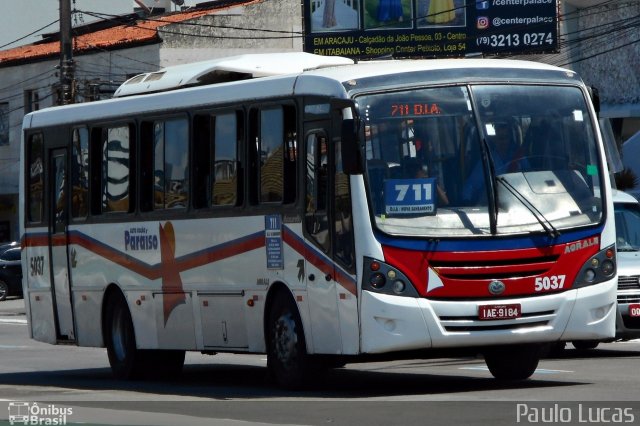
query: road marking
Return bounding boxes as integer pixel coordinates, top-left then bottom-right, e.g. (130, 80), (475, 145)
(0, 318), (27, 324)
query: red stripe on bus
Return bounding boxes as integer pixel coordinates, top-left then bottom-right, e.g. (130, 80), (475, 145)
(282, 228), (357, 296)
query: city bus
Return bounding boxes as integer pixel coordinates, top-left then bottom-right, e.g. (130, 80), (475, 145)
(20, 52), (617, 388)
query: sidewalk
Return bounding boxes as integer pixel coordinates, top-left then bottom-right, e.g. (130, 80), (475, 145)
(0, 297), (26, 316)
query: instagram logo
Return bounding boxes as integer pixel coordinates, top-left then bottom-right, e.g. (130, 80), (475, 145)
(477, 16), (489, 30)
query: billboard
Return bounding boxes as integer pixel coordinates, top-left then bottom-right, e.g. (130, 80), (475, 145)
(304, 0), (558, 59)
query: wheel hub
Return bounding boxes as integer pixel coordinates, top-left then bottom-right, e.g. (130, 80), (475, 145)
(273, 313), (298, 368)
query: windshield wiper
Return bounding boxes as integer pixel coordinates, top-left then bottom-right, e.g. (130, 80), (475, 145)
(480, 137), (499, 234)
(496, 176), (560, 239)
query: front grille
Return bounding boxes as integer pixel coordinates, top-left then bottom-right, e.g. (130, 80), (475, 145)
(618, 294), (640, 304)
(618, 275), (640, 291)
(430, 255), (559, 280)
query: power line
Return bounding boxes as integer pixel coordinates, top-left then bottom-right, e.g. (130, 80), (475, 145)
(77, 9), (304, 35)
(558, 36), (640, 67)
(0, 19), (60, 50)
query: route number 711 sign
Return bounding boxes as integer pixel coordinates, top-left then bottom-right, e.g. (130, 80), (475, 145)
(384, 177), (437, 215)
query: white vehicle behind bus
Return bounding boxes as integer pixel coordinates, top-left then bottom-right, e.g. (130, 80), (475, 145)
(611, 190), (640, 339)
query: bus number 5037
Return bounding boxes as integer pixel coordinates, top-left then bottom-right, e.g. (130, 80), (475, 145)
(534, 275), (566, 292)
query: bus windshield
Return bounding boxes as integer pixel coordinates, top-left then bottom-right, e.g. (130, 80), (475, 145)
(358, 84), (603, 237)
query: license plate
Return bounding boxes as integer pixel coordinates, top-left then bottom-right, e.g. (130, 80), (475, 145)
(478, 303), (521, 320)
(630, 304), (640, 318)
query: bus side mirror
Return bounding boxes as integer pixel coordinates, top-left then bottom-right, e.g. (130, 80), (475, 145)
(341, 118), (363, 175)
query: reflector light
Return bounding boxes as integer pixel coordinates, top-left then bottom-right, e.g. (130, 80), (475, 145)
(370, 272), (386, 288)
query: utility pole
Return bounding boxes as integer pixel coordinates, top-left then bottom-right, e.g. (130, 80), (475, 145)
(59, 0), (75, 105)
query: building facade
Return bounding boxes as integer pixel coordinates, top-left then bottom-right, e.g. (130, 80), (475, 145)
(0, 0), (301, 241)
(560, 0), (640, 142)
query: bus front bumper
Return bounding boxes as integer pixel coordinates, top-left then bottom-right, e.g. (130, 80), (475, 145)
(360, 279), (616, 354)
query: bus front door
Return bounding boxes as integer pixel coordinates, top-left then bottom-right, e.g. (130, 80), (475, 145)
(48, 148), (75, 341)
(303, 127), (342, 354)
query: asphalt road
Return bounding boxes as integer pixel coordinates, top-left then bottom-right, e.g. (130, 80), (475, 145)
(1, 297), (639, 426)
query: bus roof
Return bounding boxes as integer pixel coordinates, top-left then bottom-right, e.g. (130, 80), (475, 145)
(113, 52), (355, 97)
(23, 53), (582, 130)
(303, 56), (571, 81)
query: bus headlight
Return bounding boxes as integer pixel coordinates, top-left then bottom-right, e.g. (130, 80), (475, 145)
(584, 269), (596, 282)
(601, 259), (614, 276)
(363, 257), (419, 297)
(574, 245), (616, 288)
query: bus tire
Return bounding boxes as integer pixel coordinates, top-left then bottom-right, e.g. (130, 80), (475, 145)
(267, 295), (312, 389)
(484, 344), (540, 380)
(104, 292), (144, 380)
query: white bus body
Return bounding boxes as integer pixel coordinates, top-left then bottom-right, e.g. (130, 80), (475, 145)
(20, 53), (617, 386)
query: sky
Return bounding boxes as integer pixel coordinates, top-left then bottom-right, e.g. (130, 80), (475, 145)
(0, 0), (200, 50)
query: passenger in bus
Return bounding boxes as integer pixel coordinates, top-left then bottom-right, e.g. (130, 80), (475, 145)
(403, 156), (449, 206)
(462, 120), (528, 204)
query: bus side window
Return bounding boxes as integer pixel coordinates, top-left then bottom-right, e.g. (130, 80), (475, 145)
(212, 111), (242, 206)
(192, 114), (211, 209)
(334, 138), (354, 271)
(101, 125), (133, 214)
(305, 132), (329, 252)
(89, 128), (102, 215)
(152, 117), (189, 210)
(259, 107), (284, 203)
(333, 106), (355, 272)
(283, 105), (297, 204)
(26, 133), (44, 224)
(253, 104), (297, 205)
(71, 127), (89, 219)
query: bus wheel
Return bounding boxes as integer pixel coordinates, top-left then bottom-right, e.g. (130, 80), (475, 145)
(484, 344), (540, 380)
(267, 296), (311, 389)
(104, 293), (142, 379)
